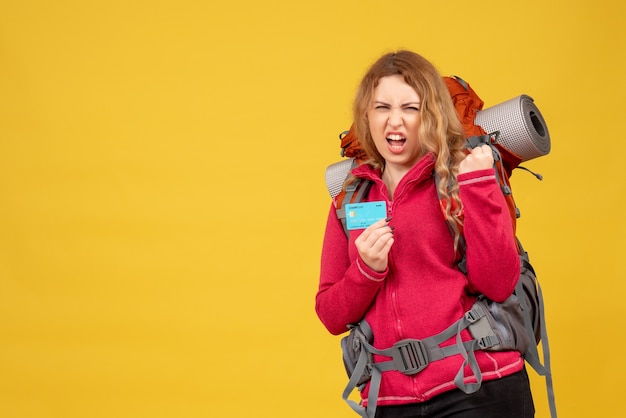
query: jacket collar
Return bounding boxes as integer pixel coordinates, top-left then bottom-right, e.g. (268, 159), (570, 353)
(351, 153), (437, 200)
(352, 152), (436, 184)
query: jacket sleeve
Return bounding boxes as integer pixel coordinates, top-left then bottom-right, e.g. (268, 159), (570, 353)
(315, 204), (387, 335)
(458, 168), (521, 302)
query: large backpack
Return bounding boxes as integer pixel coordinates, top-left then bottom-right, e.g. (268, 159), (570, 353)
(325, 77), (556, 418)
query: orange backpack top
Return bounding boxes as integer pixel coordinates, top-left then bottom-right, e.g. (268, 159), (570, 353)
(444, 76), (523, 234)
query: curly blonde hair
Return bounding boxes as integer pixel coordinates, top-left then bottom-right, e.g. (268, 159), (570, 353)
(352, 50), (466, 246)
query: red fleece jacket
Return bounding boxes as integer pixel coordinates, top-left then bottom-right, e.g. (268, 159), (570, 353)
(316, 153), (523, 405)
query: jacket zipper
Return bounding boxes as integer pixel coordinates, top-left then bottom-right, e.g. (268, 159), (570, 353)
(386, 175), (431, 401)
(386, 196), (405, 341)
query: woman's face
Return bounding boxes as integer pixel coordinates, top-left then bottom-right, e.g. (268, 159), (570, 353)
(367, 74), (423, 172)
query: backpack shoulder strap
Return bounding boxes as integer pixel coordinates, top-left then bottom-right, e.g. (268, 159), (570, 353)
(335, 179), (374, 237)
(433, 170), (467, 273)
(466, 132), (521, 227)
(324, 156), (375, 237)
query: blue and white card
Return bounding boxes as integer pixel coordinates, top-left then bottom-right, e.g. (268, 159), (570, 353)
(345, 201), (387, 230)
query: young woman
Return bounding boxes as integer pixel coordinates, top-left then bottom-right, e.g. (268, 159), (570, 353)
(316, 50), (534, 417)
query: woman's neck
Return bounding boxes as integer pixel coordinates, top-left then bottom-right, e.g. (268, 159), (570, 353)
(382, 165), (409, 199)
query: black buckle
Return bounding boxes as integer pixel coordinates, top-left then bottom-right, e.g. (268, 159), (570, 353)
(465, 305), (486, 323)
(477, 335), (500, 349)
(391, 339), (429, 375)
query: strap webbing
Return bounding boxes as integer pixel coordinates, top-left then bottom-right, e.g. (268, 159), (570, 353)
(515, 241), (557, 418)
(342, 340), (373, 417)
(536, 280), (557, 418)
(337, 179), (373, 237)
(342, 306), (498, 418)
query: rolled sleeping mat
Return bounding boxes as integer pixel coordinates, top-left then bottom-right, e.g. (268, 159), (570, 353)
(475, 95), (551, 162)
(326, 95), (551, 198)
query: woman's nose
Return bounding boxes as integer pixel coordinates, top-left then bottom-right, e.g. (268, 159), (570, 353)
(387, 109), (403, 127)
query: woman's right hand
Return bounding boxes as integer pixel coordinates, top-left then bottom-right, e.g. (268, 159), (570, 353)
(355, 218), (394, 272)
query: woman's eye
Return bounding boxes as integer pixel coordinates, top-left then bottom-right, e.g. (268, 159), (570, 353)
(406, 106), (420, 111)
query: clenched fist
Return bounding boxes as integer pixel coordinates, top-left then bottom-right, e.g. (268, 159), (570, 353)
(459, 144), (494, 174)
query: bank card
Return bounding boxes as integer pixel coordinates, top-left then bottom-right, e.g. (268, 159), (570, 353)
(345, 201), (387, 230)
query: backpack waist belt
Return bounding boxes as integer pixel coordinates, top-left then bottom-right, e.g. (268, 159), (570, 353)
(343, 304), (500, 418)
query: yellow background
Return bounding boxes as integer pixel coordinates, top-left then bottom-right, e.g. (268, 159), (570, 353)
(1, 1), (624, 417)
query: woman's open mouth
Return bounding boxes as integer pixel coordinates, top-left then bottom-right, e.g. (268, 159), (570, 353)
(387, 133), (406, 153)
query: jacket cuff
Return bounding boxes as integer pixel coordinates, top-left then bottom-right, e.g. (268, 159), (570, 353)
(457, 168), (496, 186)
(356, 257), (387, 282)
